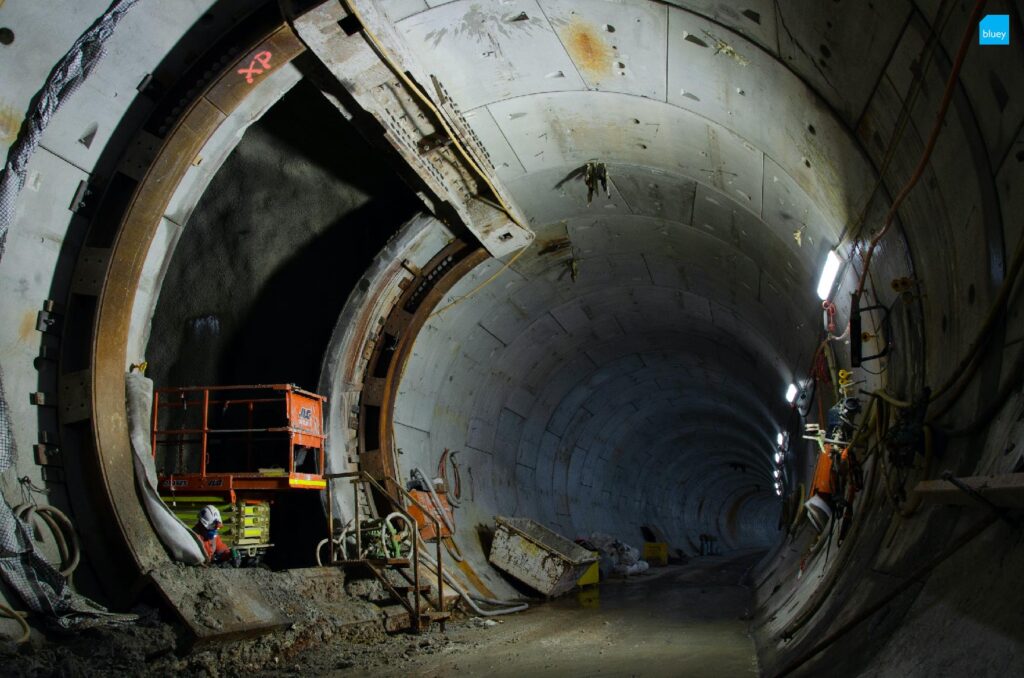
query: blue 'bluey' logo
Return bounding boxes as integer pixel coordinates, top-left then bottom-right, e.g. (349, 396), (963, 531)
(979, 15), (1010, 45)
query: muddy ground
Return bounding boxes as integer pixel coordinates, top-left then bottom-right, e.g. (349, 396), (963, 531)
(3, 552), (763, 677)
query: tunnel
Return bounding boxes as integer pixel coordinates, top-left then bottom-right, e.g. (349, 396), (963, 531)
(1, 1), (1023, 676)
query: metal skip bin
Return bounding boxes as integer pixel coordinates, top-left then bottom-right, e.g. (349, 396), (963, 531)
(489, 517), (599, 597)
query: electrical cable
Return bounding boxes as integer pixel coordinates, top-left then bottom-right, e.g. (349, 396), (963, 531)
(836, 0), (959, 249)
(0, 601), (30, 644)
(866, 390), (911, 409)
(429, 245), (529, 318)
(416, 542), (528, 616)
(771, 395), (885, 638)
(343, 2), (524, 231)
(853, 0), (989, 303)
(338, 1), (534, 317)
(438, 449), (462, 508)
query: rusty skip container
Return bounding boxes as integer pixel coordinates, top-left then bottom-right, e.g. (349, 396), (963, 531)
(489, 516), (599, 597)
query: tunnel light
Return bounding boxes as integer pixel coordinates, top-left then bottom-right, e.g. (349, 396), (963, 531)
(816, 249), (842, 300)
(773, 469), (781, 478)
(785, 383), (798, 403)
(774, 451), (783, 464)
(775, 486), (782, 496)
(776, 432), (785, 447)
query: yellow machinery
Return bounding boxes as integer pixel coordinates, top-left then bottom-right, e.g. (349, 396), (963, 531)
(161, 495), (272, 562)
(643, 542), (669, 567)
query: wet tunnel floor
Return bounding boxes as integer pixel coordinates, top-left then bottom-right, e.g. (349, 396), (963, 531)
(378, 550), (764, 678)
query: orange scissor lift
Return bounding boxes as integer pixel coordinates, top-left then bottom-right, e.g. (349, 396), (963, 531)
(153, 384), (327, 560)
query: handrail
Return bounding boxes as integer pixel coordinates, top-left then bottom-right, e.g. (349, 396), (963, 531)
(383, 476), (445, 617)
(154, 426), (325, 436)
(324, 471), (421, 628)
(153, 383), (325, 479)
(325, 471), (446, 631)
(154, 383), (325, 399)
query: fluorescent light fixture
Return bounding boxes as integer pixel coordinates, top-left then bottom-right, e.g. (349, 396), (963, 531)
(776, 432), (785, 447)
(816, 249), (842, 300)
(775, 486), (782, 495)
(773, 469), (781, 478)
(785, 383), (798, 403)
(774, 452), (783, 464)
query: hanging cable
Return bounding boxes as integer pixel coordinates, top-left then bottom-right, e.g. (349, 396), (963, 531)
(429, 245), (529, 319)
(853, 0), (989, 304)
(438, 449), (462, 508)
(837, 0), (959, 249)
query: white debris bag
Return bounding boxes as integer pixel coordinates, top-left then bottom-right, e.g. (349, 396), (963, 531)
(126, 372), (205, 564)
(587, 533), (649, 577)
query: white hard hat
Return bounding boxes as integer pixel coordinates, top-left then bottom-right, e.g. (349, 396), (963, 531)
(198, 505), (222, 529)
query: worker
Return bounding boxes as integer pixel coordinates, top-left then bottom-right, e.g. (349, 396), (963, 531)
(193, 505), (240, 566)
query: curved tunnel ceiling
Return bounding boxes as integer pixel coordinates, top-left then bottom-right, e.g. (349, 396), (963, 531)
(2, 0), (1023, 673)
(365, 0), (886, 553)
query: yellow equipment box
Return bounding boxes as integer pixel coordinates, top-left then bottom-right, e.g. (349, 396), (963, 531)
(643, 542), (669, 566)
(577, 557), (600, 586)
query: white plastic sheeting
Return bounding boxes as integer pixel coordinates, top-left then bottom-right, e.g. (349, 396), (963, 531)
(125, 373), (205, 565)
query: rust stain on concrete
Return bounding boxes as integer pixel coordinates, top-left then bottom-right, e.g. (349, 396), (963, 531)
(0, 101), (23, 146)
(456, 558), (497, 599)
(19, 311), (36, 342)
(561, 19), (612, 77)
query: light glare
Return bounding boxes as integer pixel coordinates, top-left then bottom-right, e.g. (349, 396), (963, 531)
(785, 383), (798, 403)
(816, 249), (842, 300)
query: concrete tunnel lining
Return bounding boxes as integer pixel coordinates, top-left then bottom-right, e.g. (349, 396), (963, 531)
(121, 0), (889, 592)
(2, 0), (1024, 674)
(360, 0), (892, 586)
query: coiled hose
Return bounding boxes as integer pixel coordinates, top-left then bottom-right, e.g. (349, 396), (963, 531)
(13, 503), (80, 577)
(1, 504), (81, 643)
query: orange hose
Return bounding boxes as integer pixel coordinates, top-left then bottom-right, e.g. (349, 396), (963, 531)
(854, 0), (988, 301)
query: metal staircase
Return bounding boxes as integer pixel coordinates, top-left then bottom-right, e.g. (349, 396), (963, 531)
(325, 471), (451, 632)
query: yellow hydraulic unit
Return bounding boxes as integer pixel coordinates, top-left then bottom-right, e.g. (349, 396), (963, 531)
(643, 542), (669, 566)
(161, 495), (272, 559)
